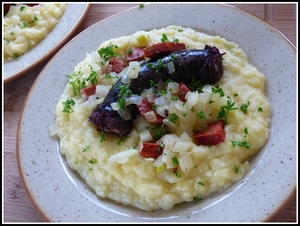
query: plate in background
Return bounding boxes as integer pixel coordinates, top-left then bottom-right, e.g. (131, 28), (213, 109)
(3, 3), (90, 84)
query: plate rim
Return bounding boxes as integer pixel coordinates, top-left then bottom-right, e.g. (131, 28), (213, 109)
(17, 3), (296, 222)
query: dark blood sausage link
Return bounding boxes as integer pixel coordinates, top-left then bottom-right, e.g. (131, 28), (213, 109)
(130, 45), (224, 93)
(88, 79), (138, 136)
(88, 45), (224, 136)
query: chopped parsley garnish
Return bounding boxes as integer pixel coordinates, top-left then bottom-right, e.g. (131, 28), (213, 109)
(193, 197), (202, 203)
(231, 140), (251, 149)
(151, 124), (169, 141)
(62, 98), (75, 113)
(198, 181), (205, 186)
(20, 6), (26, 11)
(212, 85), (225, 97)
(168, 113), (179, 124)
(161, 33), (169, 42)
(257, 107), (263, 112)
(217, 100), (238, 123)
(172, 156), (179, 166)
(175, 171), (181, 178)
(138, 4), (144, 9)
(156, 59), (166, 73)
(82, 146), (90, 152)
(87, 66), (98, 85)
(99, 131), (105, 142)
(88, 159), (96, 164)
(149, 79), (158, 88)
(116, 84), (132, 108)
(116, 136), (127, 145)
(196, 110), (206, 120)
(240, 101), (250, 114)
(126, 46), (133, 54)
(172, 37), (179, 43)
(98, 43), (119, 61)
(234, 165), (240, 173)
(18, 21), (28, 29)
(189, 77), (204, 92)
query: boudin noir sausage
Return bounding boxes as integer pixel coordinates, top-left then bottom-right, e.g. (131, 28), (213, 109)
(88, 45), (224, 136)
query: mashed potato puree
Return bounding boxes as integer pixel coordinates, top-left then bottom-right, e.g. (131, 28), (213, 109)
(54, 25), (271, 211)
(3, 3), (66, 63)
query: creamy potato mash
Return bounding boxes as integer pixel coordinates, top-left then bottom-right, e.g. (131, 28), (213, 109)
(54, 25), (271, 211)
(3, 3), (66, 63)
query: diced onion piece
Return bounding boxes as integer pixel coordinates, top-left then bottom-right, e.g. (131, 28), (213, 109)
(139, 129), (153, 142)
(147, 94), (157, 103)
(167, 81), (179, 94)
(126, 94), (143, 106)
(127, 61), (141, 79)
(179, 132), (192, 141)
(144, 111), (157, 122)
(209, 94), (227, 109)
(117, 107), (132, 121)
(107, 148), (138, 164)
(173, 140), (191, 154)
(95, 84), (109, 99)
(198, 92), (210, 103)
(153, 155), (166, 173)
(140, 87), (156, 98)
(202, 84), (213, 94)
(157, 79), (166, 91)
(163, 118), (177, 130)
(162, 148), (177, 169)
(156, 164), (166, 173)
(179, 154), (193, 171)
(167, 61), (175, 74)
(49, 123), (58, 136)
(186, 91), (199, 107)
(121, 74), (131, 84)
(110, 102), (120, 110)
(81, 95), (102, 109)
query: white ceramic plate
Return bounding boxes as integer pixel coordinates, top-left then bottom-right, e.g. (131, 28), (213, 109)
(17, 3), (296, 222)
(3, 3), (90, 84)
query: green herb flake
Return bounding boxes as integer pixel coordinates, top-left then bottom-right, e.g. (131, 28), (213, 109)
(99, 131), (105, 142)
(98, 43), (119, 61)
(116, 136), (127, 145)
(82, 146), (90, 152)
(151, 124), (169, 141)
(196, 110), (206, 120)
(20, 5), (26, 11)
(127, 46), (133, 54)
(168, 113), (179, 124)
(62, 98), (75, 113)
(193, 197), (202, 203)
(217, 100), (238, 123)
(198, 181), (205, 186)
(88, 159), (96, 164)
(257, 107), (263, 112)
(175, 171), (181, 178)
(161, 33), (169, 42)
(212, 85), (225, 97)
(234, 165), (240, 173)
(172, 156), (179, 166)
(240, 101), (250, 114)
(138, 4), (144, 9)
(231, 140), (251, 149)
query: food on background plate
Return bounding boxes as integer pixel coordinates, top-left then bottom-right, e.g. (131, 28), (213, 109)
(52, 25), (271, 211)
(3, 3), (66, 63)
